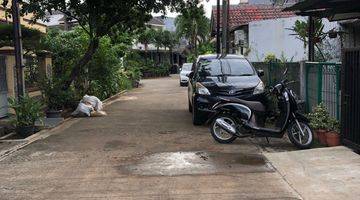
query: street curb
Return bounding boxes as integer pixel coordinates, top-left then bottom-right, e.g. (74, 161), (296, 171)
(0, 90), (128, 161)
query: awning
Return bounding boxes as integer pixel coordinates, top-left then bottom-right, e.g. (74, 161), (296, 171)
(284, 0), (360, 21)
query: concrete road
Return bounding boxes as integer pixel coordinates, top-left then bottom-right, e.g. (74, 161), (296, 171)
(0, 76), (300, 200)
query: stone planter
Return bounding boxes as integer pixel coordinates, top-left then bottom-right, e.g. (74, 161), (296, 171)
(326, 131), (341, 147)
(46, 109), (63, 118)
(16, 125), (35, 138)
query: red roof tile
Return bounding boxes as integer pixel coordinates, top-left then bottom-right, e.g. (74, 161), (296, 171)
(212, 4), (296, 30)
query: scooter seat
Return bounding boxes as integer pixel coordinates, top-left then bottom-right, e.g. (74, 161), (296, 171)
(219, 97), (266, 112)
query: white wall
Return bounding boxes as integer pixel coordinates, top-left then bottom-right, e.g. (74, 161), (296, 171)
(247, 16), (307, 62)
(246, 16), (341, 62)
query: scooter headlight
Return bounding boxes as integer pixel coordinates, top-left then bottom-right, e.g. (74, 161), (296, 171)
(253, 81), (265, 95)
(196, 82), (211, 95)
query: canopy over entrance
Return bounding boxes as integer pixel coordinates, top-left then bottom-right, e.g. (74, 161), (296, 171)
(284, 0), (360, 21)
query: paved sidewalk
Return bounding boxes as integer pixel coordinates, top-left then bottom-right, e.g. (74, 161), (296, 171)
(0, 76), (300, 200)
(265, 146), (360, 200)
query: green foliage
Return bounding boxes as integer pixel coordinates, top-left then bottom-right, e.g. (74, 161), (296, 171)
(264, 54), (278, 63)
(8, 95), (43, 127)
(175, 0), (210, 55)
(39, 77), (75, 110)
(198, 41), (215, 55)
(0, 23), (43, 51)
(308, 103), (340, 132)
(40, 28), (88, 78)
(137, 29), (156, 50)
(10, 0), (184, 88)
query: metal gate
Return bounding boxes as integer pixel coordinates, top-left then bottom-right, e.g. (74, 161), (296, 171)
(305, 62), (341, 119)
(0, 55), (7, 118)
(342, 48), (360, 150)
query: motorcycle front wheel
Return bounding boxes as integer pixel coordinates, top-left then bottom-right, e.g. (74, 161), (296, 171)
(210, 114), (237, 144)
(287, 120), (314, 149)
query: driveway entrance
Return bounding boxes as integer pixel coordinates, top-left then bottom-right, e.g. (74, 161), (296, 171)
(0, 76), (299, 199)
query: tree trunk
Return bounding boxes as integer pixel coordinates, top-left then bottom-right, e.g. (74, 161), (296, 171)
(63, 38), (99, 89)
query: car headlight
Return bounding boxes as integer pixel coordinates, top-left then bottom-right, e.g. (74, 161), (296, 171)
(253, 81), (265, 95)
(196, 82), (211, 95)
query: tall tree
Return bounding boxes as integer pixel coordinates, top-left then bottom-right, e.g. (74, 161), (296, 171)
(162, 30), (177, 65)
(137, 28), (156, 61)
(153, 29), (164, 64)
(175, 0), (209, 56)
(6, 0), (182, 89)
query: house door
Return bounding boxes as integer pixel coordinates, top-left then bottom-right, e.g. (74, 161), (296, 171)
(0, 55), (7, 118)
(341, 48), (360, 150)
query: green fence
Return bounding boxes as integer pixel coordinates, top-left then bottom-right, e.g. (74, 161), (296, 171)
(305, 62), (341, 119)
(252, 62), (301, 96)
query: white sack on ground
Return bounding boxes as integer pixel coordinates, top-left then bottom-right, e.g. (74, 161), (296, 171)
(71, 102), (94, 117)
(72, 95), (106, 117)
(82, 95), (103, 111)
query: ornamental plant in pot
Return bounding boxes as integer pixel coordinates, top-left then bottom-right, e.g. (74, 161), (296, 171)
(39, 78), (68, 118)
(326, 117), (341, 147)
(308, 103), (330, 145)
(8, 95), (43, 137)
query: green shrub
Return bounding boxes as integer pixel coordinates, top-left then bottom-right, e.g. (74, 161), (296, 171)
(308, 103), (340, 132)
(8, 95), (43, 127)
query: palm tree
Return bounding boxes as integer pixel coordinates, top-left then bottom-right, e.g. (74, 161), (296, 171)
(137, 28), (156, 62)
(175, 0), (209, 56)
(162, 30), (178, 65)
(289, 19), (327, 61)
(153, 29), (164, 64)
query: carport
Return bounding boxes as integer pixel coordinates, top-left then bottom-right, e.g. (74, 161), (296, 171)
(285, 0), (360, 150)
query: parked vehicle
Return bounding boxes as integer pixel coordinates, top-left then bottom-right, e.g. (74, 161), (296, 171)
(179, 63), (193, 86)
(208, 68), (314, 149)
(187, 54), (265, 125)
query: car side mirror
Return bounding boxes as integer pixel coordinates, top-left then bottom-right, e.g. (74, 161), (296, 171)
(187, 71), (194, 79)
(257, 70), (264, 77)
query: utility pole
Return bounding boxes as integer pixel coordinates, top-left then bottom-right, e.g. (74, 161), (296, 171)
(216, 0), (221, 55)
(308, 16), (315, 61)
(221, 0), (230, 55)
(11, 0), (25, 98)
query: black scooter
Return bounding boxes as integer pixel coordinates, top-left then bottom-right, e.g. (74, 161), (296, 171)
(207, 68), (314, 149)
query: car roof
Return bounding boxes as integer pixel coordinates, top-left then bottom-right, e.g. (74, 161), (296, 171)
(197, 54), (245, 60)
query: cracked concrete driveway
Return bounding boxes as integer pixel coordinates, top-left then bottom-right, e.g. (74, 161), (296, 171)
(0, 76), (300, 200)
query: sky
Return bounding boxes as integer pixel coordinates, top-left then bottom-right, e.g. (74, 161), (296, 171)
(154, 0), (243, 19)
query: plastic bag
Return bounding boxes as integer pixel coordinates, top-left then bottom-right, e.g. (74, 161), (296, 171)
(71, 102), (94, 117)
(82, 95), (103, 111)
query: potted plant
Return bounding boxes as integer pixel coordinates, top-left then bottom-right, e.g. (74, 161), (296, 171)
(308, 103), (329, 145)
(326, 117), (341, 146)
(8, 95), (43, 137)
(39, 78), (67, 118)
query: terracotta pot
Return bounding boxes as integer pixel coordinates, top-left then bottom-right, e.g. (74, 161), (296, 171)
(326, 131), (341, 147)
(316, 129), (328, 145)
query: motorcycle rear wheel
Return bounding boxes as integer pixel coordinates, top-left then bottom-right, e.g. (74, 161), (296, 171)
(210, 114), (237, 144)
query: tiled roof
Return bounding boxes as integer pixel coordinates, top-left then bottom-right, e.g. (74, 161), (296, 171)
(212, 4), (296, 30)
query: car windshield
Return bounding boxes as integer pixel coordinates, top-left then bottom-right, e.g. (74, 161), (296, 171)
(198, 58), (255, 76)
(182, 64), (192, 71)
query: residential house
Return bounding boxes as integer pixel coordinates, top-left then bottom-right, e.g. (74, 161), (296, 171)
(211, 3), (339, 62)
(0, 1), (49, 118)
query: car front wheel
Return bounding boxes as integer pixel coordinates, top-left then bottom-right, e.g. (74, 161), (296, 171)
(192, 100), (206, 125)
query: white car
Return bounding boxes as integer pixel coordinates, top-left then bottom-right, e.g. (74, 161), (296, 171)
(179, 63), (192, 86)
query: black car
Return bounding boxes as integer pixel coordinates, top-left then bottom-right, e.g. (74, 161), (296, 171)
(187, 54), (265, 125)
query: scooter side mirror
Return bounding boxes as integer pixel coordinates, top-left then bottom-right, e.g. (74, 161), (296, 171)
(257, 70), (264, 77)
